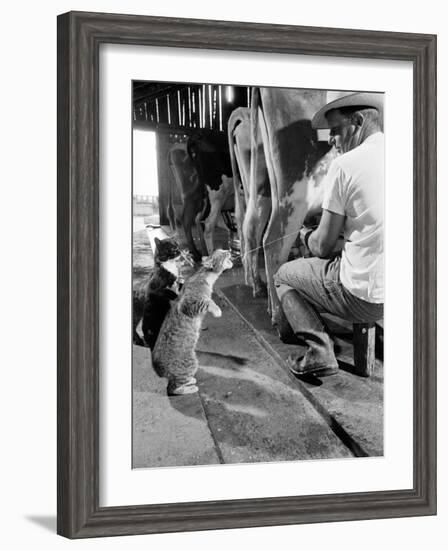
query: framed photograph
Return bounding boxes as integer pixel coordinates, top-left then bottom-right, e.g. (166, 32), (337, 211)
(57, 11), (436, 538)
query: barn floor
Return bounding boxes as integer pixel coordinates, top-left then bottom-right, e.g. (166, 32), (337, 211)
(132, 223), (383, 469)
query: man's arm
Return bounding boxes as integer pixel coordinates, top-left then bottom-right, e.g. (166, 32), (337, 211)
(302, 209), (345, 258)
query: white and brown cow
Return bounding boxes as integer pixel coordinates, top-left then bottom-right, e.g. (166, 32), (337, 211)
(167, 142), (206, 259)
(229, 88), (343, 325)
(228, 106), (270, 295)
(167, 131), (234, 261)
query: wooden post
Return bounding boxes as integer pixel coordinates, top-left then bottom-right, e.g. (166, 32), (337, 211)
(177, 90), (182, 126)
(353, 323), (376, 377)
(167, 95), (171, 125)
(187, 86), (192, 127)
(202, 84), (206, 127)
(218, 85), (223, 131)
(208, 85), (213, 128)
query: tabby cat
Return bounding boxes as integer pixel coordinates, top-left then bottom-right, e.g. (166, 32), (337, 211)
(152, 249), (233, 395)
(133, 236), (182, 349)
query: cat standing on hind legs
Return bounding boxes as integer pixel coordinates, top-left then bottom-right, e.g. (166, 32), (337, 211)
(133, 236), (183, 348)
(152, 249), (233, 396)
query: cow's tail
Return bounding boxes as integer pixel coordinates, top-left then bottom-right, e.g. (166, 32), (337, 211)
(197, 187), (210, 224)
(185, 136), (208, 224)
(227, 107), (251, 259)
(151, 355), (166, 378)
(227, 107), (250, 200)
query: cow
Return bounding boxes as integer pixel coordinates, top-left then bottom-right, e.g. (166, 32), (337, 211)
(167, 142), (207, 259)
(167, 131), (234, 261)
(229, 88), (340, 327)
(228, 107), (270, 296)
(187, 130), (234, 255)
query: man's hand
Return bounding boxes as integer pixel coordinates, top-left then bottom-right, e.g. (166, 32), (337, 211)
(301, 210), (345, 258)
(299, 227), (314, 250)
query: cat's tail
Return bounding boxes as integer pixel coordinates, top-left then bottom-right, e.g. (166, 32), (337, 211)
(196, 350), (248, 366)
(150, 352), (166, 378)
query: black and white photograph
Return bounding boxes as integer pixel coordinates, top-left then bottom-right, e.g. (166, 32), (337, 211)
(132, 81), (384, 468)
(1, 0), (442, 544)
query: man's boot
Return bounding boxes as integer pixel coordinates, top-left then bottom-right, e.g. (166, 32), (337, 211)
(280, 289), (339, 377)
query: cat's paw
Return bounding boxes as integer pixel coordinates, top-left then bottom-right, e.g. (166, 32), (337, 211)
(210, 306), (222, 318)
(167, 383), (199, 396)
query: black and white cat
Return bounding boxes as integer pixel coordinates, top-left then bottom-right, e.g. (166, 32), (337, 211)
(133, 237), (182, 349)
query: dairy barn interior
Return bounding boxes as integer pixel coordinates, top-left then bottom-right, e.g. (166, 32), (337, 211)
(132, 80), (384, 469)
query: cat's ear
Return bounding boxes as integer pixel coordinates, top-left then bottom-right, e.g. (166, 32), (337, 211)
(201, 256), (214, 269)
(154, 237), (161, 247)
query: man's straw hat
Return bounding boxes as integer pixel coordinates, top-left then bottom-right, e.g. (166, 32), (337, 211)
(312, 92), (384, 129)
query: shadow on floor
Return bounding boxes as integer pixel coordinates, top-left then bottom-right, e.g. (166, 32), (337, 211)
(25, 515), (56, 533)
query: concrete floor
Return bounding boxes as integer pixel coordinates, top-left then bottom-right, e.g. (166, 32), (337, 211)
(219, 281), (383, 457)
(132, 223), (383, 469)
(133, 295), (352, 468)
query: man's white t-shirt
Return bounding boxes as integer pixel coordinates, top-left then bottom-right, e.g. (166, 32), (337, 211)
(322, 132), (384, 304)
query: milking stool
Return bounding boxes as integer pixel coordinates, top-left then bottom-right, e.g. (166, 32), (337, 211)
(352, 322), (376, 377)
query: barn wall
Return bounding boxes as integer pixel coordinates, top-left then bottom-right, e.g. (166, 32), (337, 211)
(134, 83), (250, 134)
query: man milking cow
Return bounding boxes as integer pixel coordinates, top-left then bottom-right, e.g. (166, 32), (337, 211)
(274, 92), (384, 378)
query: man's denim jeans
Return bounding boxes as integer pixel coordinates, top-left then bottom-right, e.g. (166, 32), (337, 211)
(274, 256), (383, 369)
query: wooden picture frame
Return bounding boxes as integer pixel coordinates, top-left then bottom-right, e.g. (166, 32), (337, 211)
(57, 10), (437, 538)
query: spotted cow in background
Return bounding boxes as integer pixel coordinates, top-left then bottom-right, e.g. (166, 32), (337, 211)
(187, 130), (234, 256)
(167, 131), (234, 261)
(167, 142), (206, 259)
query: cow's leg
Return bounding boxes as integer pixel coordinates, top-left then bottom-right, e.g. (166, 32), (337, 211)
(242, 88), (270, 297)
(181, 202), (202, 261)
(242, 200), (269, 297)
(233, 187), (246, 263)
(257, 99), (282, 319)
(228, 109), (250, 264)
(229, 140), (247, 262)
(242, 194), (270, 296)
(202, 176), (234, 254)
(257, 105), (308, 324)
(193, 193), (209, 257)
(203, 202), (220, 255)
(235, 146), (250, 204)
(195, 210), (208, 257)
(166, 156), (179, 234)
(166, 185), (177, 234)
(265, 202), (307, 325)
